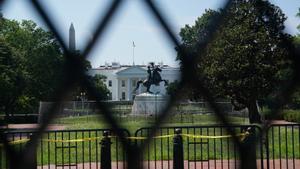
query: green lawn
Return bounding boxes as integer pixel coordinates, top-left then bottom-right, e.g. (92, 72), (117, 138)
(53, 114), (249, 133)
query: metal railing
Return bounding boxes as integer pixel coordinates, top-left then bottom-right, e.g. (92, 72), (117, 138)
(1, 124), (299, 169)
(266, 124), (300, 169)
(0, 129), (130, 169)
(135, 125), (264, 169)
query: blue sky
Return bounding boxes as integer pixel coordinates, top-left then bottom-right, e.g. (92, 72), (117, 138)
(2, 0), (299, 68)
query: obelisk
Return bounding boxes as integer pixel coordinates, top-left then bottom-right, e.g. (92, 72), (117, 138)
(69, 23), (76, 52)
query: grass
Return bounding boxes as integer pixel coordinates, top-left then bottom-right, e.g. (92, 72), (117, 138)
(53, 114), (249, 133)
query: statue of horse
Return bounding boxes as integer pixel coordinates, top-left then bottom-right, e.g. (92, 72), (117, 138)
(133, 66), (168, 94)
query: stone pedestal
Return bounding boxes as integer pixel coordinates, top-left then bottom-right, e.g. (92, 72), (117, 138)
(132, 93), (169, 115)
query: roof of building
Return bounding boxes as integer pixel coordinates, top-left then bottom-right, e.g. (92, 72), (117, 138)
(88, 62), (181, 78)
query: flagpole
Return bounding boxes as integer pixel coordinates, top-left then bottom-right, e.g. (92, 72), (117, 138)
(132, 41), (135, 66)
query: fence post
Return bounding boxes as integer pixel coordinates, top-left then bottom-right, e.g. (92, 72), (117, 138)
(0, 130), (2, 169)
(240, 127), (257, 169)
(265, 128), (270, 169)
(173, 128), (184, 169)
(26, 133), (37, 169)
(101, 130), (111, 169)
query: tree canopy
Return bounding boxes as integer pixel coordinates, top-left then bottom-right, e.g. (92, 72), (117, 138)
(178, 0), (294, 123)
(295, 8), (300, 44)
(0, 17), (109, 118)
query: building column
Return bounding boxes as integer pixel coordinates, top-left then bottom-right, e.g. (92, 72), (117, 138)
(127, 78), (132, 100)
(115, 78), (119, 101)
(138, 78), (142, 94)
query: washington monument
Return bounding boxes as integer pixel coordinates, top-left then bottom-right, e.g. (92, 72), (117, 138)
(69, 23), (76, 52)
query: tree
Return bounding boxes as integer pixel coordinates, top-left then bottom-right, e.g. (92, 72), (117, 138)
(0, 17), (93, 120)
(178, 0), (293, 123)
(297, 8), (300, 31)
(288, 8), (300, 109)
(0, 18), (66, 117)
(177, 9), (221, 62)
(295, 8), (300, 43)
(0, 38), (26, 117)
(71, 74), (110, 101)
(166, 80), (179, 96)
(89, 74), (110, 100)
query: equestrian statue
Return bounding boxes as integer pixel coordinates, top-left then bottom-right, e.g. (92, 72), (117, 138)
(133, 63), (168, 94)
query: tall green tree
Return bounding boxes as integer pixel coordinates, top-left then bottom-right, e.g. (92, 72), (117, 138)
(71, 74), (110, 101)
(0, 18), (65, 116)
(166, 80), (179, 96)
(295, 8), (300, 44)
(0, 16), (109, 119)
(288, 8), (300, 109)
(89, 74), (110, 100)
(297, 8), (300, 30)
(177, 9), (221, 62)
(178, 0), (293, 123)
(0, 38), (26, 116)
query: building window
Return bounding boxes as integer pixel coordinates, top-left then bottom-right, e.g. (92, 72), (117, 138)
(121, 92), (126, 100)
(121, 80), (125, 87)
(108, 80), (112, 87)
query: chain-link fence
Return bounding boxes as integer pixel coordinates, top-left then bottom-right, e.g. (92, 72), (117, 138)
(0, 0), (299, 169)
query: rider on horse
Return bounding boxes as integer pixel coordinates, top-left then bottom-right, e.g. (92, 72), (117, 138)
(133, 63), (168, 94)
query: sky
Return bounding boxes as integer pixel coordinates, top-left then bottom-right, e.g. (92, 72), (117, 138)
(2, 0), (300, 68)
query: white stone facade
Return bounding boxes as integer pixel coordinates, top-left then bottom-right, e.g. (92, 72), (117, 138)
(88, 62), (181, 101)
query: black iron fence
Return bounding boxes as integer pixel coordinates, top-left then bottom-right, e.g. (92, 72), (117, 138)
(135, 125), (263, 169)
(266, 124), (300, 169)
(0, 129), (129, 169)
(1, 124), (299, 169)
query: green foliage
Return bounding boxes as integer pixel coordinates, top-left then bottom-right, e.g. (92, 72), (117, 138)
(0, 38), (26, 115)
(70, 74), (110, 101)
(294, 36), (300, 45)
(0, 18), (66, 116)
(282, 109), (300, 123)
(177, 9), (221, 62)
(297, 8), (300, 31)
(285, 8), (300, 109)
(166, 80), (179, 96)
(295, 8), (300, 44)
(88, 74), (110, 100)
(178, 0), (293, 123)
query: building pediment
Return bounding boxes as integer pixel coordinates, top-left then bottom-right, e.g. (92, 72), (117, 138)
(116, 66), (147, 77)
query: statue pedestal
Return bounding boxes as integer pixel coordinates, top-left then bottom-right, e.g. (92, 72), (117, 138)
(132, 93), (169, 115)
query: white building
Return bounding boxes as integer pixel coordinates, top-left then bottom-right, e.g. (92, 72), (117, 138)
(88, 62), (181, 101)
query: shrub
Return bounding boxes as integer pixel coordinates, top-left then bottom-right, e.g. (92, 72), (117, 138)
(282, 110), (300, 123)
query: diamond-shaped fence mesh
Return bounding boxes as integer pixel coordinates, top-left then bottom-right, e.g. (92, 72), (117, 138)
(0, 0), (299, 169)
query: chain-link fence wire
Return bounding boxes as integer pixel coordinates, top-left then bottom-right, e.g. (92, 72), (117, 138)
(0, 0), (299, 169)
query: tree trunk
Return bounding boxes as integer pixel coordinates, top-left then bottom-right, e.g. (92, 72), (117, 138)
(247, 101), (261, 124)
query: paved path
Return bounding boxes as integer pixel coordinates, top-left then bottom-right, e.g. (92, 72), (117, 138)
(0, 124), (65, 130)
(267, 120), (297, 125)
(37, 159), (300, 169)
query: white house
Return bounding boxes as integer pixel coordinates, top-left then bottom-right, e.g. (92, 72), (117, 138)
(88, 62), (181, 101)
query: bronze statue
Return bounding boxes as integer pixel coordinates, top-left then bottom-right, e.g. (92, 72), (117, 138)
(134, 63), (168, 94)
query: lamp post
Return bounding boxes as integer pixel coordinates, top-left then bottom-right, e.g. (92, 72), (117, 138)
(80, 92), (86, 115)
